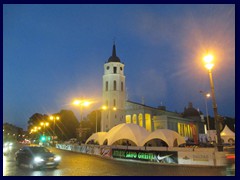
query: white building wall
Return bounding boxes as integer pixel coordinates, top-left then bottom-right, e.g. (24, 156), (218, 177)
(102, 62), (126, 131)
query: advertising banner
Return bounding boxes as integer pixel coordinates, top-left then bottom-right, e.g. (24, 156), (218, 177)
(112, 149), (178, 164)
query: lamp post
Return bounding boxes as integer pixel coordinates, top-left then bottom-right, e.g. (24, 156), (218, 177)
(73, 100), (91, 122)
(203, 54), (223, 151)
(95, 110), (98, 133)
(73, 99), (92, 140)
(50, 115), (60, 144)
(199, 91), (211, 130)
(40, 122), (49, 135)
(49, 115), (60, 137)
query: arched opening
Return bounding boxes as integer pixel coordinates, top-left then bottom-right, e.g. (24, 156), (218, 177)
(103, 139), (108, 145)
(126, 115), (131, 124)
(173, 138), (178, 147)
(132, 114), (137, 124)
(138, 114), (143, 127)
(143, 138), (168, 147)
(112, 139), (137, 146)
(86, 139), (99, 145)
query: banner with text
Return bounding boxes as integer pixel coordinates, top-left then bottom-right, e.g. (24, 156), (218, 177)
(112, 149), (178, 164)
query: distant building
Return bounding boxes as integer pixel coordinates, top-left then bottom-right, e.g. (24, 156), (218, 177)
(3, 122), (26, 141)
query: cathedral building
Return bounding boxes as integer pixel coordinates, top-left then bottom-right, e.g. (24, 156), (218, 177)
(101, 44), (204, 143)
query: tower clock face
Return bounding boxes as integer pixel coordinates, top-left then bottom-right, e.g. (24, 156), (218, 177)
(106, 66), (110, 70)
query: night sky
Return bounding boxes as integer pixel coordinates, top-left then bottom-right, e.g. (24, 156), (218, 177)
(3, 4), (235, 130)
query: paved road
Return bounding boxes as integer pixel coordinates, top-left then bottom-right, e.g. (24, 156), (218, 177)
(3, 145), (227, 176)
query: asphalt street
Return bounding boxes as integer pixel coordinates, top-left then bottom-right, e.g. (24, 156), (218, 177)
(3, 145), (227, 176)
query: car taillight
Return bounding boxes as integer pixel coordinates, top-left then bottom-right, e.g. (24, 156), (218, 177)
(226, 154), (235, 159)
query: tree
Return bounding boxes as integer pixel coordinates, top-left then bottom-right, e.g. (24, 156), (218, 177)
(3, 123), (24, 142)
(77, 110), (102, 143)
(27, 110), (79, 142)
(27, 113), (49, 131)
(56, 110), (79, 141)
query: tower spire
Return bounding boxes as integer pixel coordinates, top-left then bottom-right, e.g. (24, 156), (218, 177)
(108, 42), (121, 62)
(112, 43), (117, 57)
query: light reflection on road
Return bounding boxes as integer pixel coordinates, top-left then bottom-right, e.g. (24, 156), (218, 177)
(3, 146), (227, 176)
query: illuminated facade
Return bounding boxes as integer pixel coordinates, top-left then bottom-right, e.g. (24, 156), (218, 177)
(125, 100), (201, 142)
(101, 44), (126, 131)
(101, 45), (203, 142)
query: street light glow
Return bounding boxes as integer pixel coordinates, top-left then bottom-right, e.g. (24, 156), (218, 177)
(73, 99), (91, 107)
(203, 53), (223, 151)
(102, 106), (107, 110)
(83, 101), (91, 107)
(203, 54), (214, 70)
(73, 100), (81, 105)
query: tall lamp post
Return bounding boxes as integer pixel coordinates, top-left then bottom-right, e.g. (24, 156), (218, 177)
(95, 110), (99, 133)
(199, 91), (211, 130)
(40, 122), (49, 135)
(50, 115), (60, 144)
(73, 100), (91, 122)
(49, 115), (60, 137)
(73, 99), (91, 140)
(203, 54), (223, 151)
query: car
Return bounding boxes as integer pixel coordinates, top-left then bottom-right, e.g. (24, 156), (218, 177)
(15, 146), (61, 169)
(225, 147), (235, 176)
(3, 142), (13, 155)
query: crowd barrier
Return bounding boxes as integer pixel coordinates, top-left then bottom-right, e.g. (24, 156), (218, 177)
(56, 144), (227, 167)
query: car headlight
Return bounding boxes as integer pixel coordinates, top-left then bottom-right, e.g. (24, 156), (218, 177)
(34, 156), (44, 163)
(3, 147), (8, 153)
(54, 155), (61, 161)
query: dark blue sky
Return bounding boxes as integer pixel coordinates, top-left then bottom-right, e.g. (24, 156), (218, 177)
(3, 4), (235, 130)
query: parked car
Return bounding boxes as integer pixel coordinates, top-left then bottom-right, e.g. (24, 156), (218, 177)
(3, 142), (13, 155)
(15, 146), (61, 169)
(225, 147), (235, 176)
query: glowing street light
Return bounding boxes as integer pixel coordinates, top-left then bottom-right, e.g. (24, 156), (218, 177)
(203, 53), (223, 151)
(49, 115), (60, 137)
(73, 99), (92, 122)
(40, 122), (49, 135)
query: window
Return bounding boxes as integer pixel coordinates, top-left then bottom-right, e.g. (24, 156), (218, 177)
(133, 114), (137, 124)
(113, 99), (116, 106)
(105, 81), (108, 91)
(138, 114), (143, 127)
(114, 81), (117, 90)
(114, 67), (117, 74)
(126, 115), (131, 123)
(121, 82), (123, 91)
(145, 114), (151, 132)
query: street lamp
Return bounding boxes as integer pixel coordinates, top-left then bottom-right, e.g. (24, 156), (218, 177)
(199, 91), (211, 130)
(40, 122), (49, 135)
(73, 99), (91, 122)
(203, 54), (223, 151)
(49, 115), (60, 138)
(95, 110), (99, 133)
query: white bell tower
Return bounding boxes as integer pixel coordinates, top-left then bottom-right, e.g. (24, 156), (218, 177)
(101, 44), (126, 131)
